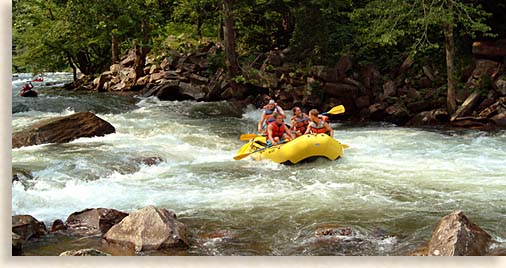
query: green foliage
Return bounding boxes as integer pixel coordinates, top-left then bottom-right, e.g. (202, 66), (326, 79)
(349, 0), (492, 68)
(13, 0), (502, 80)
(232, 74), (247, 84)
(13, 0), (169, 74)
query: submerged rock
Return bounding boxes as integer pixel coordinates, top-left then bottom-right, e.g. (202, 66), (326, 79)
(12, 167), (33, 184)
(59, 248), (111, 256)
(12, 215), (47, 240)
(12, 103), (30, 114)
(65, 208), (128, 235)
(428, 211), (491, 256)
(12, 112), (115, 148)
(103, 206), (188, 252)
(139, 156), (163, 166)
(315, 227), (354, 238)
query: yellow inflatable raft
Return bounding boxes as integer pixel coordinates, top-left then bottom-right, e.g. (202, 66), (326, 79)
(235, 134), (345, 164)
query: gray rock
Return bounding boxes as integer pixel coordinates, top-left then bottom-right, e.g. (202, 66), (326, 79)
(12, 215), (47, 240)
(428, 211), (491, 256)
(65, 208), (128, 235)
(103, 206), (188, 252)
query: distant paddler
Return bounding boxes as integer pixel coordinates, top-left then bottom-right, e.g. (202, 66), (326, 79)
(19, 81), (38, 97)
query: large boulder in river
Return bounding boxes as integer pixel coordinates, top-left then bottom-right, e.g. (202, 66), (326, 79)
(12, 215), (47, 240)
(428, 211), (491, 256)
(12, 112), (115, 148)
(103, 206), (188, 252)
(65, 208), (128, 235)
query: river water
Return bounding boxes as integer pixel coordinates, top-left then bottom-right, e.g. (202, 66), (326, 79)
(11, 73), (506, 255)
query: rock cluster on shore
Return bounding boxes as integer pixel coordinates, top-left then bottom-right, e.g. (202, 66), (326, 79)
(12, 205), (188, 256)
(65, 39), (506, 129)
(11, 207), (504, 256)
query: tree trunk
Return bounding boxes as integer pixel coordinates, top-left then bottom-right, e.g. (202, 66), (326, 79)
(218, 17), (224, 41)
(76, 51), (91, 75)
(112, 35), (119, 64)
(222, 0), (240, 78)
(444, 5), (457, 115)
(66, 53), (77, 81)
(197, 13), (203, 38)
(133, 19), (151, 81)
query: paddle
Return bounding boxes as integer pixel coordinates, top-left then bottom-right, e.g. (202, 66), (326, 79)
(239, 134), (260, 140)
(233, 141), (286, 160)
(322, 105), (345, 115)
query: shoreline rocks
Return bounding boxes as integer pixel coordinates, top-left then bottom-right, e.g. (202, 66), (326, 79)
(65, 208), (129, 235)
(59, 248), (111, 256)
(12, 207), (505, 256)
(62, 40), (506, 129)
(12, 215), (47, 241)
(12, 112), (115, 148)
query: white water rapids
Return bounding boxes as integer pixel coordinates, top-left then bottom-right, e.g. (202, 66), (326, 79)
(11, 73), (506, 255)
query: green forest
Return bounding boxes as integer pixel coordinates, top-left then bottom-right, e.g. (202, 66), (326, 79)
(12, 0), (506, 125)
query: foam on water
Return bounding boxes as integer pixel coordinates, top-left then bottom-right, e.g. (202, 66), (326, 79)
(11, 74), (506, 255)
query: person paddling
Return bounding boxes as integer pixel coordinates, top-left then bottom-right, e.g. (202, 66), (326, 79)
(258, 99), (286, 134)
(19, 81), (34, 95)
(267, 112), (294, 146)
(290, 106), (309, 137)
(305, 109), (334, 137)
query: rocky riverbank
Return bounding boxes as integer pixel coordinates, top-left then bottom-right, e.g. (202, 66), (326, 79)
(64, 40), (506, 130)
(11, 207), (504, 256)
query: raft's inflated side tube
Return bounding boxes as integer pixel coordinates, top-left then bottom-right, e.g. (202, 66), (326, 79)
(20, 90), (38, 97)
(236, 134), (344, 164)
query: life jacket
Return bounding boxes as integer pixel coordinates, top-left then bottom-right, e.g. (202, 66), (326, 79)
(309, 120), (328, 134)
(264, 106), (279, 123)
(291, 115), (309, 133)
(269, 122), (286, 138)
(319, 115), (329, 123)
(21, 84), (32, 91)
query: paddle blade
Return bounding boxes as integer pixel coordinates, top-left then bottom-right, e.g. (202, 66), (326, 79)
(233, 152), (251, 160)
(326, 105), (345, 115)
(240, 134), (259, 140)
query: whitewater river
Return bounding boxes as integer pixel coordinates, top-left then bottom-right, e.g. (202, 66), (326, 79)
(11, 73), (506, 255)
